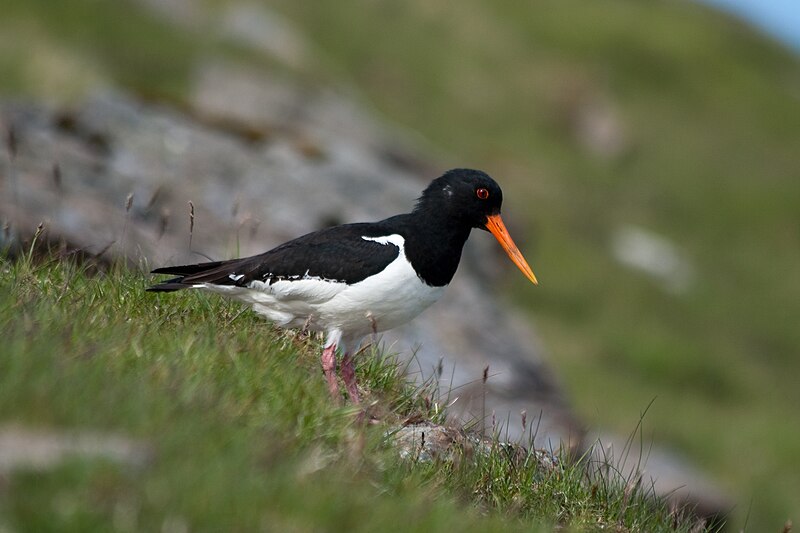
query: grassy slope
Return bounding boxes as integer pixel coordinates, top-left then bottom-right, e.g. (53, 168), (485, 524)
(0, 0), (798, 528)
(0, 255), (700, 532)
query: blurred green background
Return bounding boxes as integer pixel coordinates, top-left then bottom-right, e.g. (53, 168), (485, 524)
(2, 0), (798, 528)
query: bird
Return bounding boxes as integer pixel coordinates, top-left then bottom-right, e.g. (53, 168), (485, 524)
(147, 168), (537, 404)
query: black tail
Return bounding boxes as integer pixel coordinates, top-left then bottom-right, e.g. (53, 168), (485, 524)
(150, 261), (227, 276)
(147, 260), (228, 292)
(146, 277), (190, 292)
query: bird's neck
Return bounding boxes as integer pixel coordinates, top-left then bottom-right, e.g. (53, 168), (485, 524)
(401, 211), (472, 287)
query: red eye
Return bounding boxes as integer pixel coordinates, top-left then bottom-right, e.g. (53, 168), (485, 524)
(476, 188), (489, 200)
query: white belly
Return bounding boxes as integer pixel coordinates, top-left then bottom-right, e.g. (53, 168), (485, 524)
(315, 250), (444, 336)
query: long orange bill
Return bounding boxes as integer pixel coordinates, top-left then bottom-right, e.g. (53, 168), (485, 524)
(485, 214), (538, 285)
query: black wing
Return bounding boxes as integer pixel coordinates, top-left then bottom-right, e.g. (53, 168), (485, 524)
(147, 223), (401, 292)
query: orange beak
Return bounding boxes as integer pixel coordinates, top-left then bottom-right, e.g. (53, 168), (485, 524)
(484, 214), (538, 285)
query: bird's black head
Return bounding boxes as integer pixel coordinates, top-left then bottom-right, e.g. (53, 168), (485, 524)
(414, 168), (504, 229)
(414, 168), (538, 285)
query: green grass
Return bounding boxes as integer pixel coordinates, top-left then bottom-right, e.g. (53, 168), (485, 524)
(0, 253), (705, 532)
(1, 0), (798, 528)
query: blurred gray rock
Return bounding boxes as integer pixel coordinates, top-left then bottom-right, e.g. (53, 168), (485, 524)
(0, 424), (152, 473)
(132, 1), (309, 68)
(219, 3), (309, 67)
(611, 224), (695, 294)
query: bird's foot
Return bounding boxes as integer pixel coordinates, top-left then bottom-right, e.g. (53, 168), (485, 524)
(321, 344), (341, 404)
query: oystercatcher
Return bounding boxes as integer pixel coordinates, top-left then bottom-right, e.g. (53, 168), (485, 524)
(148, 168), (537, 403)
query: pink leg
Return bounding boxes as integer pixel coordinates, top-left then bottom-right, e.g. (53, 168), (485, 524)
(341, 351), (361, 404)
(321, 344), (340, 402)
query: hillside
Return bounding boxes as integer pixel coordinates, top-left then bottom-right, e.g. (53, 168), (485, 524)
(0, 0), (798, 528)
(0, 256), (704, 531)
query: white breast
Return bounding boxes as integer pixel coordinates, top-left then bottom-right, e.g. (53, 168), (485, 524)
(318, 234), (444, 336)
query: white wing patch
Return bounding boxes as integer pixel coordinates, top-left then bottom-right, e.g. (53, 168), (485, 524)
(228, 273), (245, 282)
(361, 234), (403, 247)
(258, 269), (340, 284)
